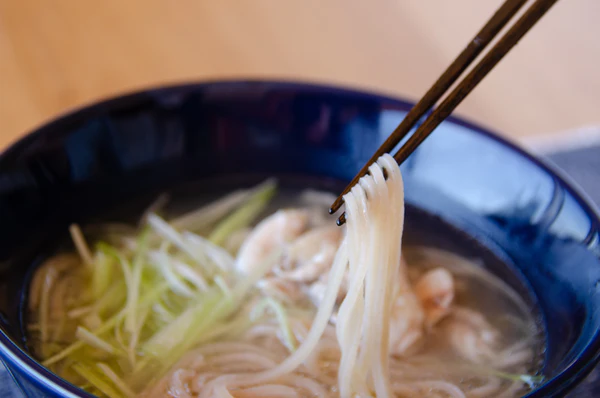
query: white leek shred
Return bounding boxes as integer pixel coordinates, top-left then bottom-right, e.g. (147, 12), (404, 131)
(214, 275), (233, 300)
(100, 245), (138, 336)
(147, 214), (207, 264)
(173, 260), (209, 291)
(92, 251), (113, 300)
(251, 298), (297, 352)
(183, 231), (235, 272)
(97, 362), (136, 397)
(126, 230), (150, 334)
(73, 364), (123, 398)
(149, 249), (196, 298)
(170, 190), (249, 232)
(39, 267), (58, 344)
(76, 326), (117, 354)
(208, 180), (277, 246)
(139, 193), (170, 228)
(170, 178), (277, 233)
(152, 303), (176, 323)
(69, 224), (94, 268)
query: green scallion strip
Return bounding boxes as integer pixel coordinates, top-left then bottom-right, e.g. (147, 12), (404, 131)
(251, 297), (297, 351)
(72, 363), (123, 398)
(208, 180), (276, 246)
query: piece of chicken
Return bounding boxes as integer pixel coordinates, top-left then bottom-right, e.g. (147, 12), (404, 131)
(414, 267), (455, 328)
(235, 209), (309, 275)
(277, 226), (343, 283)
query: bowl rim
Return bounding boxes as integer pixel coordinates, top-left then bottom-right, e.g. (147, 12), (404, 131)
(1, 78), (599, 397)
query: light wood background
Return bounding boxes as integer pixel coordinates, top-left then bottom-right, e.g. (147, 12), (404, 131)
(1, 0), (599, 150)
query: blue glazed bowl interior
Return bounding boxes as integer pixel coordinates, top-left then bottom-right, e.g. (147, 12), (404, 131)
(0, 81), (599, 397)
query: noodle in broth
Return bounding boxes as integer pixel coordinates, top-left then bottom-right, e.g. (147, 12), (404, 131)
(27, 154), (541, 397)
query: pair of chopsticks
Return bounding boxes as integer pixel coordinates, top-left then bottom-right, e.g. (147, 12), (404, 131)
(330, 0), (559, 226)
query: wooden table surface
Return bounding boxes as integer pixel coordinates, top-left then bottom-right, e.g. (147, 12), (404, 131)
(1, 0), (599, 150)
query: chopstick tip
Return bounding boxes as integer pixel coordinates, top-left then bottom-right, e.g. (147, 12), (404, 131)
(329, 197), (344, 214)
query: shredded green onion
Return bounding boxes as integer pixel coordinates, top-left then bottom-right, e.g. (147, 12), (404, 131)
(214, 275), (232, 299)
(43, 282), (170, 366)
(72, 363), (123, 398)
(69, 224), (94, 268)
(92, 251), (113, 300)
(170, 190), (249, 232)
(488, 369), (544, 388)
(172, 260), (209, 291)
(147, 214), (207, 265)
(75, 326), (117, 355)
(125, 229), (150, 335)
(39, 266), (58, 345)
(251, 297), (297, 352)
(68, 306), (94, 319)
(149, 249), (196, 298)
(97, 363), (136, 397)
(208, 179), (276, 245)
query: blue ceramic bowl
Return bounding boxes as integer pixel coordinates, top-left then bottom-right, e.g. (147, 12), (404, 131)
(0, 81), (599, 397)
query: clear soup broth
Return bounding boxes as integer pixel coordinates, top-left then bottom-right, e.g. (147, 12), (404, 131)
(26, 177), (545, 397)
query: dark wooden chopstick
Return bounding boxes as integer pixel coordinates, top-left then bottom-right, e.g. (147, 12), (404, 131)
(393, 0), (558, 165)
(331, 0), (559, 226)
(329, 0), (528, 217)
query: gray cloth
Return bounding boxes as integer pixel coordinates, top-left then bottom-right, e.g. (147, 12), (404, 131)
(1, 145), (599, 397)
(546, 145), (600, 207)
